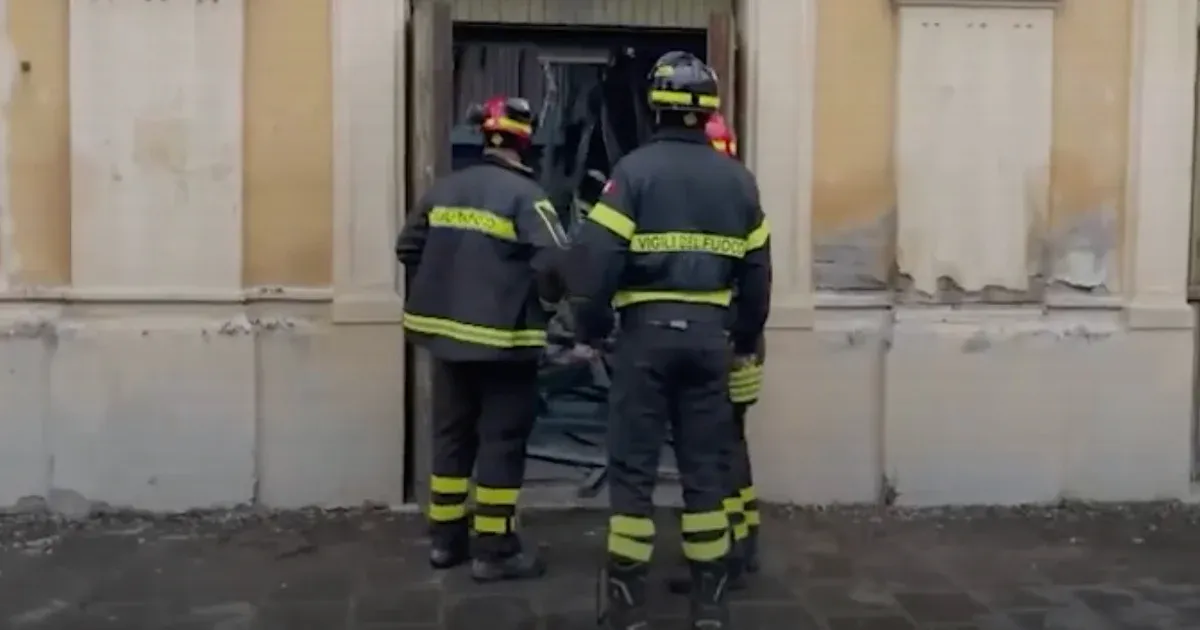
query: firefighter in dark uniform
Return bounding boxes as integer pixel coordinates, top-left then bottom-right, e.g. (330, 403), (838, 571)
(669, 112), (766, 597)
(395, 95), (570, 583)
(568, 52), (772, 629)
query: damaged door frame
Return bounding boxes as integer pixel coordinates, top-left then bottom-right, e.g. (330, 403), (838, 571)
(1189, 4), (1200, 480)
(405, 0), (454, 507)
(403, 0), (741, 507)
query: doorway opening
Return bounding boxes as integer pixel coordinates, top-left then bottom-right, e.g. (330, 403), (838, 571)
(402, 20), (717, 505)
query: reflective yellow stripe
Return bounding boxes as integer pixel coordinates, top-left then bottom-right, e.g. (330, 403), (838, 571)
(733, 521), (750, 541)
(630, 232), (746, 258)
(609, 514), (656, 538)
(474, 514), (512, 534)
(612, 289), (731, 309)
(430, 475), (470, 494)
(483, 116), (532, 135)
(730, 388), (759, 404)
(403, 312), (546, 349)
(681, 510), (728, 534)
(608, 533), (654, 562)
(730, 378), (762, 393)
(730, 368), (763, 386)
(683, 533), (730, 561)
(731, 363), (763, 379)
(730, 364), (764, 402)
(532, 199), (568, 248)
(740, 486), (757, 502)
(746, 218), (770, 251)
(587, 202), (636, 240)
(729, 374), (758, 403)
(428, 206), (517, 241)
(722, 497), (744, 516)
(648, 89), (720, 110)
(475, 486), (519, 506)
(428, 503), (467, 522)
(745, 510), (760, 526)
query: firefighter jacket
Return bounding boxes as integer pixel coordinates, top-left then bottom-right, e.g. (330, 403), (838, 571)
(568, 128), (772, 355)
(396, 154), (570, 362)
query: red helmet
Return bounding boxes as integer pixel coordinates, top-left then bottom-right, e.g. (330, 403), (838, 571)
(705, 112), (737, 157)
(466, 95), (535, 150)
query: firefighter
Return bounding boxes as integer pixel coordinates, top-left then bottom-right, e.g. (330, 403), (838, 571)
(568, 52), (772, 629)
(395, 95), (570, 583)
(668, 112), (765, 596)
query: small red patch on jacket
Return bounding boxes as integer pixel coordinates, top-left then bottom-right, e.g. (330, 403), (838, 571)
(602, 180), (615, 195)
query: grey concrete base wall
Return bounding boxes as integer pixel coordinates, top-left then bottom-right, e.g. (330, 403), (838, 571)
(0, 303), (406, 515)
(0, 302), (1194, 514)
(743, 305), (1196, 507)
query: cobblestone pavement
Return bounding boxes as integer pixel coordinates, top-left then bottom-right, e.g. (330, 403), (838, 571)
(4, 503), (1200, 629)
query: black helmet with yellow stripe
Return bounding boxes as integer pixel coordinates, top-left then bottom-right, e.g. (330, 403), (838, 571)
(646, 51), (720, 118)
(465, 95), (536, 152)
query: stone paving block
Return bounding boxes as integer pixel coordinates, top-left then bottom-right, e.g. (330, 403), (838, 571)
(443, 595), (536, 630)
(792, 552), (856, 581)
(8, 507), (1200, 629)
(893, 591), (988, 624)
(729, 602), (822, 629)
(824, 615), (918, 630)
(353, 586), (441, 626)
(253, 602), (349, 630)
(37, 604), (159, 630)
(803, 581), (901, 616)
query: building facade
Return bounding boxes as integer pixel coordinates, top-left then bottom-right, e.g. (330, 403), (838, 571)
(0, 0), (1195, 512)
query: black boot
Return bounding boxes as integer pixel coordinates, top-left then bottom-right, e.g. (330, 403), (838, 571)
(429, 521), (470, 569)
(470, 534), (547, 582)
(688, 560), (731, 629)
(666, 538), (745, 595)
(600, 558), (650, 630)
(743, 527), (760, 574)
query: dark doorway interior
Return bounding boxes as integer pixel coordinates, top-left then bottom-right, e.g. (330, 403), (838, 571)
(443, 23), (710, 498)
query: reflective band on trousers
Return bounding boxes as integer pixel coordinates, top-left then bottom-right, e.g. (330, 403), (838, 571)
(428, 503), (467, 522)
(403, 312), (546, 348)
(428, 475), (469, 523)
(475, 486), (520, 505)
(681, 510), (731, 561)
(631, 231), (747, 258)
(741, 486), (761, 527)
(612, 289), (731, 309)
(608, 514), (656, 562)
(723, 496), (750, 541)
(474, 514), (514, 534)
(428, 206), (516, 241)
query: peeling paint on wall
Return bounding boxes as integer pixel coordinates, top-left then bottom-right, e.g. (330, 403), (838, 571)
(813, 209), (893, 291)
(1045, 203), (1117, 292)
(810, 0), (895, 294)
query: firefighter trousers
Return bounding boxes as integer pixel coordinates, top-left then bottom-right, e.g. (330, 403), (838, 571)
(605, 322), (732, 567)
(428, 358), (539, 559)
(719, 403), (759, 545)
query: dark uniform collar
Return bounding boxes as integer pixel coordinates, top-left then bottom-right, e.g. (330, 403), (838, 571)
(648, 127), (710, 145)
(481, 151), (535, 177)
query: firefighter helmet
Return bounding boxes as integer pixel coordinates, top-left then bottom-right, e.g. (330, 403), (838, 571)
(646, 51), (721, 114)
(705, 112), (738, 157)
(466, 95), (536, 150)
